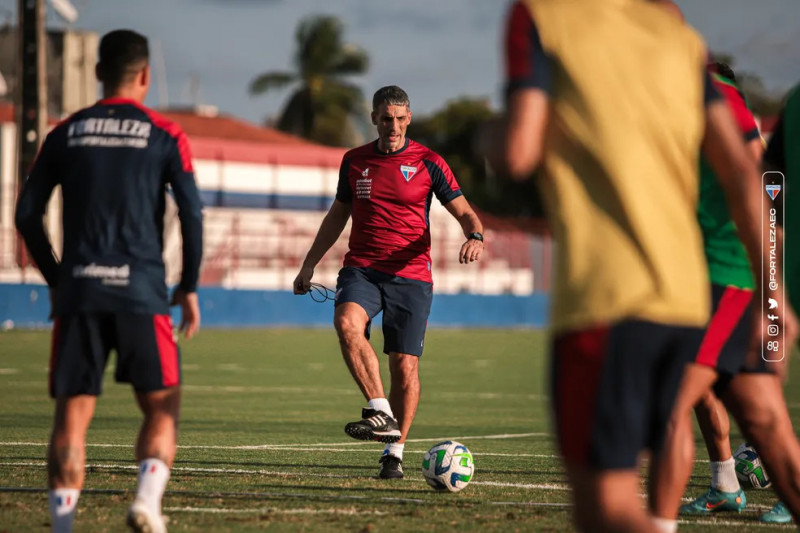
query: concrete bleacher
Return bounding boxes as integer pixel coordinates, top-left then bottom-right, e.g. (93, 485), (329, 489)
(186, 203), (539, 295)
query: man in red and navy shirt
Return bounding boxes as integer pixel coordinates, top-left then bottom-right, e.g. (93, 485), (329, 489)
(294, 85), (484, 479)
(15, 29), (202, 533)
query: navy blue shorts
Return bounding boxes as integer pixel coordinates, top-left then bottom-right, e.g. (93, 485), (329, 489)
(50, 313), (181, 398)
(335, 266), (433, 357)
(550, 320), (703, 470)
(693, 284), (756, 395)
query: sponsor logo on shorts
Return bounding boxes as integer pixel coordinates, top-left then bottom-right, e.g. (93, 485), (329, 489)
(72, 263), (130, 286)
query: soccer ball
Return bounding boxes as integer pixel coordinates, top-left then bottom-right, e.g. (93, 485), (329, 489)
(421, 441), (474, 492)
(734, 442), (772, 489)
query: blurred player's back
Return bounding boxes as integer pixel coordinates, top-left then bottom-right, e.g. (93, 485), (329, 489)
(519, 0), (710, 332)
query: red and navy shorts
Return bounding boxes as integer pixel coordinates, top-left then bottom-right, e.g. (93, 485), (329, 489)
(693, 284), (755, 394)
(550, 320), (703, 470)
(49, 313), (180, 398)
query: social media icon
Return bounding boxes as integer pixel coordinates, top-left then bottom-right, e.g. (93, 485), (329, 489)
(768, 298), (778, 310)
(768, 314), (779, 321)
(768, 324), (779, 336)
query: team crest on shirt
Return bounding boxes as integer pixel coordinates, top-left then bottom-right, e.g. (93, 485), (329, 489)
(400, 165), (417, 182)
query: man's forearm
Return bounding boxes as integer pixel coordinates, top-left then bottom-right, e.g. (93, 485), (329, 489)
(457, 211), (483, 238)
(303, 211), (349, 269)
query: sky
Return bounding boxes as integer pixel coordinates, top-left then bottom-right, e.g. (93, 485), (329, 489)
(1, 0), (799, 124)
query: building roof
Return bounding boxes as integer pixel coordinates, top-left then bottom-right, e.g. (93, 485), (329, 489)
(0, 101), (347, 168)
(159, 107), (311, 146)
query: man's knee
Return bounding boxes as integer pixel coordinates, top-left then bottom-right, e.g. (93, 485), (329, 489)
(696, 389), (718, 413)
(725, 376), (786, 435)
(334, 307), (367, 341)
(389, 352), (419, 387)
(137, 387), (181, 420)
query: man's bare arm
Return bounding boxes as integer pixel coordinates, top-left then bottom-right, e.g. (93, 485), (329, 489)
(293, 200), (352, 293)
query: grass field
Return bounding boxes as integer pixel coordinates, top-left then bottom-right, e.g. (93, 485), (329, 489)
(0, 328), (796, 531)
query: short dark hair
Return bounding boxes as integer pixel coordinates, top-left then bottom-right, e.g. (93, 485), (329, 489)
(713, 62), (736, 83)
(372, 85), (410, 111)
(96, 30), (149, 89)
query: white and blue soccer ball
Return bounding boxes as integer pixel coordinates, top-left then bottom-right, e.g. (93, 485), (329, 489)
(421, 440), (474, 492)
(734, 442), (772, 489)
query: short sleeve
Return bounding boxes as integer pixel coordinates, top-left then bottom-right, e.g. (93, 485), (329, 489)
(505, 1), (553, 98)
(714, 75), (760, 142)
(423, 156), (463, 205)
(336, 158), (353, 203)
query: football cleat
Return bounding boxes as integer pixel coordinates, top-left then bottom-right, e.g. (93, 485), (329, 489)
(126, 500), (166, 533)
(679, 487), (746, 514)
(760, 501), (792, 524)
(378, 454), (404, 479)
(344, 408), (401, 443)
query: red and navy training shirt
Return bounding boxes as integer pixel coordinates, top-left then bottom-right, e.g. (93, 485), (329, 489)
(15, 98), (203, 315)
(336, 138), (462, 283)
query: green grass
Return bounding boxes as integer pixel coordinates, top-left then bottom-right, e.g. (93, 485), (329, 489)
(0, 329), (795, 531)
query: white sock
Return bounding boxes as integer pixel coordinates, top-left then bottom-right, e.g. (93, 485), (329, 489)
(368, 398), (393, 417)
(652, 517), (678, 533)
(134, 458), (170, 515)
(710, 457), (740, 492)
(48, 488), (80, 533)
(384, 442), (405, 460)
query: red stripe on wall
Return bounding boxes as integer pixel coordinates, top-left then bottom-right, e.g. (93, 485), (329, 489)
(695, 287), (753, 367)
(153, 315), (180, 387)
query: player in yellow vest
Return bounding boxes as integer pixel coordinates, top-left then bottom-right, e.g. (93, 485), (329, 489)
(498, 1), (799, 531)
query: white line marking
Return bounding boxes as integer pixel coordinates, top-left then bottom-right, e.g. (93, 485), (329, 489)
(0, 461), (564, 490)
(475, 481), (569, 491)
(0, 368), (20, 375)
(0, 432), (545, 451)
(678, 519), (794, 528)
(179, 384), (544, 400)
(164, 506), (388, 516)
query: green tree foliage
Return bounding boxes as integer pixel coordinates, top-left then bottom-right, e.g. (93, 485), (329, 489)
(249, 16), (369, 147)
(409, 98), (545, 217)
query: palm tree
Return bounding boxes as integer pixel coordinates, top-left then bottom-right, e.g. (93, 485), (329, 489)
(249, 15), (369, 147)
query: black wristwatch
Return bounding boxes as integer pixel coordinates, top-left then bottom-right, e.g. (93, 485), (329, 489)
(468, 232), (484, 242)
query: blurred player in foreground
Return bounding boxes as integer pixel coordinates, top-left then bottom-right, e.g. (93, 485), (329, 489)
(15, 29), (203, 533)
(294, 86), (484, 479)
(497, 1), (796, 531)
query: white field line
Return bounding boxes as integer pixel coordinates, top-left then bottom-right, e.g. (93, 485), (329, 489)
(0, 432), (546, 451)
(678, 519), (794, 529)
(0, 380), (545, 400)
(0, 461), (566, 491)
(0, 440), (715, 464)
(0, 443), (556, 457)
(164, 506), (388, 516)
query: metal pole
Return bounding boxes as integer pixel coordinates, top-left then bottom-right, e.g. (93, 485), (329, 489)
(16, 0), (47, 268)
